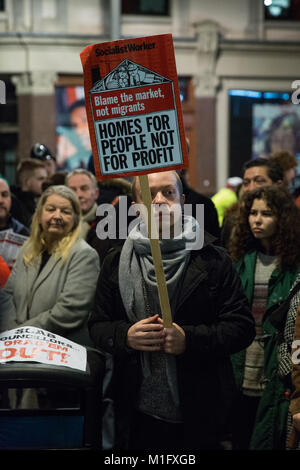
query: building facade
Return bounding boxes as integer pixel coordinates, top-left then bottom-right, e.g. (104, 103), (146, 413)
(0, 0), (299, 194)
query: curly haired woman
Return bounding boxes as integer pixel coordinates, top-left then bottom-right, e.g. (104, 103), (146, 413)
(228, 185), (300, 450)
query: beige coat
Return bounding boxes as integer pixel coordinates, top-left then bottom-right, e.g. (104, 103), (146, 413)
(0, 238), (100, 345)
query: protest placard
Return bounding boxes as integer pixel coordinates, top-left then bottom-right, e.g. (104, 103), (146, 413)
(0, 327), (87, 372)
(80, 35), (188, 328)
(80, 34), (188, 180)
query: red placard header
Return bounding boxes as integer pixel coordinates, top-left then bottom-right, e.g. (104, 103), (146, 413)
(80, 34), (188, 180)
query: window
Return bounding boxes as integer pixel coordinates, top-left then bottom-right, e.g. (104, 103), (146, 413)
(229, 89), (300, 191)
(122, 0), (170, 16)
(178, 77), (190, 103)
(264, 0), (300, 21)
(0, 1), (5, 12)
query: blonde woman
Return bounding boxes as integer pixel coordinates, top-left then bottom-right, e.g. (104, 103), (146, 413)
(0, 185), (100, 345)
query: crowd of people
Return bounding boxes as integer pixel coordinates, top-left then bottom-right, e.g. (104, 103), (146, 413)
(0, 141), (300, 451)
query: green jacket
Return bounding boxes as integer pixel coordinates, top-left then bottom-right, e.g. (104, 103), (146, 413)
(231, 250), (299, 449)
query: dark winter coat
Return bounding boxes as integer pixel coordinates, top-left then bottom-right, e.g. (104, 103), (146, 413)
(181, 177), (220, 240)
(88, 234), (255, 449)
(1, 214), (30, 237)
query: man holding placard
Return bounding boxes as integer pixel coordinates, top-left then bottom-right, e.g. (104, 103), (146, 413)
(82, 34), (255, 449)
(88, 169), (255, 450)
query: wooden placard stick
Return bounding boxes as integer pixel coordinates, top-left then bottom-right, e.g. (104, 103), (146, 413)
(138, 174), (173, 328)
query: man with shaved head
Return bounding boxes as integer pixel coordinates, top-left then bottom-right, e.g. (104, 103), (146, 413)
(0, 176), (29, 269)
(0, 177), (29, 236)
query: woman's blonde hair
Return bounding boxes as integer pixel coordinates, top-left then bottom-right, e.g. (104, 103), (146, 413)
(23, 185), (82, 265)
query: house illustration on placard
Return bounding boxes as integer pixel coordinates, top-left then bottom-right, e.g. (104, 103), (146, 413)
(90, 59), (170, 93)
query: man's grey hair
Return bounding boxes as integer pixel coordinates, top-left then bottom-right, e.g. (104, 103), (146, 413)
(66, 168), (98, 190)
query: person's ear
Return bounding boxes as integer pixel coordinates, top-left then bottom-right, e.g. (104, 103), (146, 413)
(22, 175), (31, 191)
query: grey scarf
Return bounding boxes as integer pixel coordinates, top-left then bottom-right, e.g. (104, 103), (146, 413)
(119, 215), (199, 406)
